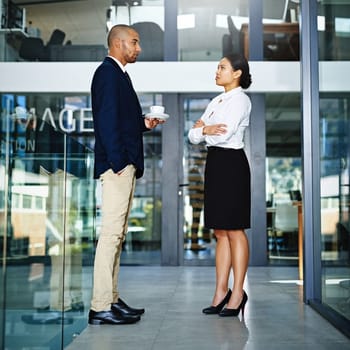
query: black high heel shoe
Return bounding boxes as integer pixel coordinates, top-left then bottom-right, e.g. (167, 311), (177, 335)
(202, 289), (232, 314)
(219, 290), (248, 317)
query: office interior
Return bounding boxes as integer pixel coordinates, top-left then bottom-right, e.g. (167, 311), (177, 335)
(0, 0), (349, 348)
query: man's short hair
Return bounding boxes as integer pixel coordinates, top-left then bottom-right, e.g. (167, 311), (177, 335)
(107, 24), (132, 47)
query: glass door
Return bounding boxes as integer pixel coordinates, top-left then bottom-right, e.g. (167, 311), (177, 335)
(181, 96), (216, 265)
(320, 95), (350, 323)
(265, 93), (302, 266)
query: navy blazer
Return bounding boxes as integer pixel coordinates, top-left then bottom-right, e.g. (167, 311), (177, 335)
(91, 57), (148, 179)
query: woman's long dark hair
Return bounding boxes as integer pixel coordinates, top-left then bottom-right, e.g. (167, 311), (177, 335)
(224, 53), (252, 89)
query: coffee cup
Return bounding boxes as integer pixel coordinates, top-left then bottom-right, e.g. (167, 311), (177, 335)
(149, 105), (165, 115)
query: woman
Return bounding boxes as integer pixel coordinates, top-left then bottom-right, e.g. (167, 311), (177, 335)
(188, 53), (252, 317)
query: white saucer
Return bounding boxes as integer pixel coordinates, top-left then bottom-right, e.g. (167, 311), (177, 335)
(145, 112), (169, 120)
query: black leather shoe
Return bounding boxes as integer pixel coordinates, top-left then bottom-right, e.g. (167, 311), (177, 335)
(202, 289), (232, 314)
(112, 298), (145, 316)
(88, 309), (140, 325)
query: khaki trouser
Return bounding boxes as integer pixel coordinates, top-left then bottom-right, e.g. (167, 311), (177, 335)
(91, 165), (136, 311)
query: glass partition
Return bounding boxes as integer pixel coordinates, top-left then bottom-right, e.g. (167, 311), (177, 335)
(261, 0), (300, 61)
(177, 0), (249, 61)
(0, 0), (165, 62)
(0, 90), (163, 347)
(0, 94), (95, 348)
(177, 0), (302, 62)
(0, 0), (307, 62)
(1, 92), (163, 263)
(265, 93), (302, 265)
(318, 1), (350, 60)
(182, 96), (215, 264)
(319, 94), (350, 323)
(317, 0), (350, 331)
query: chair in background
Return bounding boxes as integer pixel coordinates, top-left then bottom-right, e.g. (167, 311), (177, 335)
(289, 189), (302, 202)
(46, 29), (66, 46)
(19, 28), (66, 61)
(222, 34), (234, 57)
(19, 37), (49, 61)
(131, 22), (164, 61)
(222, 16), (242, 57)
(273, 203), (299, 256)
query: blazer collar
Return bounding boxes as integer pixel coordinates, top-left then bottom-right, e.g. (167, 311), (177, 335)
(104, 56), (125, 74)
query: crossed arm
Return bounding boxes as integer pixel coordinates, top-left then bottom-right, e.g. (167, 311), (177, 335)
(192, 119), (227, 136)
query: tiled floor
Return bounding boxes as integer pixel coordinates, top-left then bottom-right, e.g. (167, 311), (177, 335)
(65, 266), (349, 350)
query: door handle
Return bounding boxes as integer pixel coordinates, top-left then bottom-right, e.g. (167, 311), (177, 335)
(178, 183), (189, 196)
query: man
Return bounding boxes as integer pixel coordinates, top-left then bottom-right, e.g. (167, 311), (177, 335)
(89, 24), (163, 325)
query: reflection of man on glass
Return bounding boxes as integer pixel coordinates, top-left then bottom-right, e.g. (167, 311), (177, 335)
(45, 173), (84, 315)
(89, 24), (164, 325)
(21, 170), (84, 325)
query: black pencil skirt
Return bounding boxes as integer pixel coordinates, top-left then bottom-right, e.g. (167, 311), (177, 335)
(204, 146), (251, 230)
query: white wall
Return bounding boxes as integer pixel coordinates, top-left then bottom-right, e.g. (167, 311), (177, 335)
(0, 61), (349, 93)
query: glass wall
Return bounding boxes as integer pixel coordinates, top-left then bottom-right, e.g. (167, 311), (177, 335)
(315, 0), (350, 336)
(176, 0), (301, 62)
(0, 91), (163, 348)
(265, 93), (302, 265)
(0, 0), (165, 62)
(0, 92), (163, 265)
(0, 0), (304, 63)
(261, 0), (300, 61)
(182, 96), (214, 264)
(0, 94), (95, 348)
(318, 1), (350, 60)
(319, 93), (350, 323)
(177, 0), (247, 61)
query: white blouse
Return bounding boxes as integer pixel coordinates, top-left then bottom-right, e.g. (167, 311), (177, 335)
(188, 87), (251, 149)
